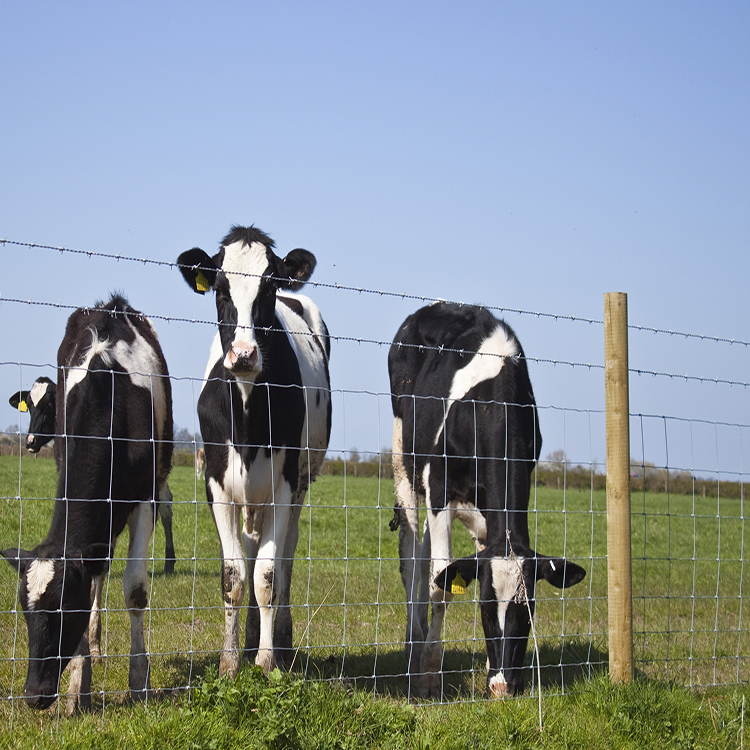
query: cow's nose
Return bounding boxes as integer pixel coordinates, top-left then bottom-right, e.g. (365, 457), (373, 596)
(225, 342), (260, 372)
(26, 435), (39, 453)
(24, 684), (56, 710)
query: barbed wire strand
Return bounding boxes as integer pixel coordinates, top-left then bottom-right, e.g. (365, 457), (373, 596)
(3, 237), (749, 348)
(0, 295), (747, 388)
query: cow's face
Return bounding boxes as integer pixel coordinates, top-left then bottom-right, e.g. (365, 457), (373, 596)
(178, 226), (316, 381)
(435, 551), (586, 697)
(8, 377), (57, 453)
(1, 546), (109, 709)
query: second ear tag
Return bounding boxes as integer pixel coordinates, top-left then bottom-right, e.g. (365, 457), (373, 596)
(195, 271), (210, 293)
(18, 401), (28, 413)
(451, 571), (467, 595)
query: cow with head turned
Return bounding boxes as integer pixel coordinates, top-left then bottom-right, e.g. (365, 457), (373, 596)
(389, 302), (586, 698)
(177, 225), (331, 677)
(2, 294), (173, 713)
(8, 377), (57, 453)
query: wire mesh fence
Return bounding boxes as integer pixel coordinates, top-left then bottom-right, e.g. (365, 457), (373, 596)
(0, 236), (747, 722)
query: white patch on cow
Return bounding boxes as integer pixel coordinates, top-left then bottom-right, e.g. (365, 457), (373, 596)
(222, 240), (269, 370)
(275, 297), (331, 479)
(490, 557), (524, 631)
(201, 333), (225, 392)
(26, 559), (56, 610)
(433, 324), (520, 448)
(422, 463), (431, 508)
(64, 330), (113, 398)
(217, 444), (249, 504)
(29, 380), (50, 407)
(111, 320), (168, 441)
(454, 503), (487, 549)
(278, 292), (328, 346)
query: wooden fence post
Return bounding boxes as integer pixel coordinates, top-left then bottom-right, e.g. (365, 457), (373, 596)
(604, 292), (633, 682)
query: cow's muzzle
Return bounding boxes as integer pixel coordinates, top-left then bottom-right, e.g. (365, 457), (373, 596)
(224, 342), (261, 373)
(24, 681), (57, 710)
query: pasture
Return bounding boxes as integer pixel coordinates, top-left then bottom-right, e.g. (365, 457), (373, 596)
(1, 454), (748, 743)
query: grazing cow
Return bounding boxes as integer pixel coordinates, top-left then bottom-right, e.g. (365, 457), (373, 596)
(195, 447), (205, 480)
(2, 294), (173, 712)
(388, 302), (586, 698)
(177, 225), (331, 677)
(9, 378), (176, 575)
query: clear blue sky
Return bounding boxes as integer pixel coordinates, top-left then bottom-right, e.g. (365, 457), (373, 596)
(2, 3), (748, 479)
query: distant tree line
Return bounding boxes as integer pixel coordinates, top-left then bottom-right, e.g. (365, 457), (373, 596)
(1, 429), (743, 500)
(321, 448), (394, 479)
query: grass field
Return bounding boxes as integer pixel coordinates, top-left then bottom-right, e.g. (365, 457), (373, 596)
(0, 454), (748, 743)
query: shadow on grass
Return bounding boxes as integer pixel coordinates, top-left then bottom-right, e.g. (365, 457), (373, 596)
(157, 637), (609, 704)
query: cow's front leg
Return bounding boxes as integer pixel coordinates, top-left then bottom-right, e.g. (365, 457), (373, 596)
(123, 502), (155, 701)
(254, 485), (295, 673)
(65, 631), (92, 715)
(210, 481), (246, 678)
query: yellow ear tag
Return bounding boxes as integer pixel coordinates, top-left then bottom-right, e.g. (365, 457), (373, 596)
(195, 271), (210, 293)
(451, 571), (467, 595)
(18, 401), (28, 413)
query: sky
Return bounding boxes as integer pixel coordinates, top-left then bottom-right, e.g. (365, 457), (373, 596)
(1, 2), (748, 480)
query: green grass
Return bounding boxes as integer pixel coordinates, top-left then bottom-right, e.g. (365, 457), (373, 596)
(1, 669), (748, 749)
(1, 455), (749, 746)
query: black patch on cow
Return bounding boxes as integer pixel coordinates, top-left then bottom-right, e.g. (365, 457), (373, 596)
(128, 583), (148, 611)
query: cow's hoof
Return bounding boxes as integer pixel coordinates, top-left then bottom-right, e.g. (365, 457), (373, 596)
(415, 672), (441, 699)
(65, 692), (92, 716)
(219, 651), (241, 679)
(255, 648), (275, 674)
(488, 673), (509, 699)
(405, 642), (423, 677)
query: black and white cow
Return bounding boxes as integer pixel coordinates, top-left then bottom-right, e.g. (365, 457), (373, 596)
(2, 294), (173, 712)
(8, 377), (176, 575)
(177, 225), (331, 677)
(388, 302), (585, 698)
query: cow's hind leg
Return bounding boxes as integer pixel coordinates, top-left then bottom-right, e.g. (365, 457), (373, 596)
(273, 497), (303, 668)
(419, 466), (455, 699)
(88, 574), (104, 664)
(158, 483), (176, 574)
(243, 507), (262, 662)
(123, 502), (155, 701)
(392, 419), (426, 680)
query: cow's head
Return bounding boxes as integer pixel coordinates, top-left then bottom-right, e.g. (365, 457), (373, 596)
(434, 547), (586, 697)
(8, 377), (57, 453)
(177, 225), (316, 382)
(1, 544), (110, 709)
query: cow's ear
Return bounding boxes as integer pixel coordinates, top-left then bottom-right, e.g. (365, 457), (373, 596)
(535, 557), (586, 589)
(434, 557), (485, 594)
(1, 548), (34, 576)
(278, 249), (316, 291)
(80, 544), (111, 578)
(177, 249), (217, 295)
(9, 390), (30, 412)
